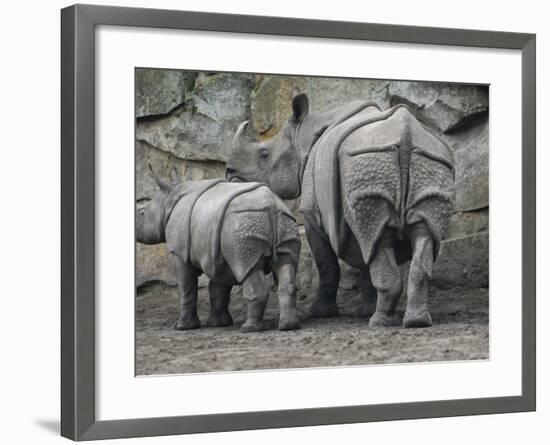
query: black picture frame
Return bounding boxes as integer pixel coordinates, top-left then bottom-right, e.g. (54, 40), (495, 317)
(61, 4), (536, 441)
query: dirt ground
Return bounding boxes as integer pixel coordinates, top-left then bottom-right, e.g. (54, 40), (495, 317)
(136, 282), (489, 375)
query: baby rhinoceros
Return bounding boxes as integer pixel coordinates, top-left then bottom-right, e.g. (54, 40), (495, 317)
(137, 165), (301, 333)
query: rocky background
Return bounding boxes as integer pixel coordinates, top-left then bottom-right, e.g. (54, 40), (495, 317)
(136, 69), (489, 298)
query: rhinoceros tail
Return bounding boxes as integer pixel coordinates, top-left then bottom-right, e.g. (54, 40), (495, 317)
(269, 202), (279, 263)
(398, 145), (411, 239)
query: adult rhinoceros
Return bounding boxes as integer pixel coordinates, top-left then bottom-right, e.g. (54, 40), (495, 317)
(137, 165), (301, 333)
(226, 88), (454, 328)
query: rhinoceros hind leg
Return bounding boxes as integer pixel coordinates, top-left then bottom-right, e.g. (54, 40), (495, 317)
(273, 259), (300, 331)
(304, 214), (340, 318)
(173, 257), (201, 330)
(240, 267), (269, 333)
(369, 230), (402, 328)
(369, 311), (400, 327)
(357, 268), (377, 318)
(240, 321), (266, 333)
(403, 223), (433, 328)
(175, 315), (201, 331)
(206, 281), (233, 327)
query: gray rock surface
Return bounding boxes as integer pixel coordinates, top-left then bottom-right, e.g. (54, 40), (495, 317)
(136, 70), (489, 296)
(252, 75), (390, 138)
(137, 73), (254, 162)
(452, 120), (489, 211)
(136, 243), (176, 288)
(136, 69), (196, 118)
(448, 208), (489, 239)
(433, 232), (489, 289)
(136, 140), (226, 201)
(390, 81), (488, 134)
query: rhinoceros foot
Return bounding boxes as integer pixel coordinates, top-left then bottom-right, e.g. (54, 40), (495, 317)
(403, 310), (432, 328)
(369, 311), (401, 328)
(206, 311), (233, 328)
(278, 316), (300, 331)
(240, 320), (265, 333)
(308, 299), (339, 318)
(356, 300), (376, 318)
(175, 314), (201, 330)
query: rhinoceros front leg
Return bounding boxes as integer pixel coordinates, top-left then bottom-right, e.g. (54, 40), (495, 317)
(304, 213), (340, 318)
(369, 230), (402, 328)
(206, 281), (233, 327)
(273, 259), (300, 331)
(240, 267), (269, 333)
(403, 223), (433, 328)
(357, 269), (377, 318)
(173, 256), (201, 330)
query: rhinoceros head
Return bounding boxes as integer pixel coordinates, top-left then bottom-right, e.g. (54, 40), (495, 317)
(226, 87), (308, 200)
(136, 164), (178, 245)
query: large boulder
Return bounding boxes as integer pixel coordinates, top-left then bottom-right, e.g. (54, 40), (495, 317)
(389, 81), (488, 133)
(451, 120), (489, 212)
(136, 243), (176, 288)
(136, 69), (197, 118)
(252, 75), (390, 138)
(136, 140), (226, 201)
(136, 73), (254, 162)
(432, 232), (489, 289)
(447, 208), (489, 239)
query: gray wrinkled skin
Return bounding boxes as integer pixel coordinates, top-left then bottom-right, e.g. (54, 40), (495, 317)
(137, 165), (301, 333)
(226, 88), (454, 328)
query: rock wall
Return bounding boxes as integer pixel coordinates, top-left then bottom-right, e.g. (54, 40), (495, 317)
(136, 69), (489, 295)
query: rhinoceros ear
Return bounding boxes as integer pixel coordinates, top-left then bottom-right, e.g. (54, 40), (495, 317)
(147, 162), (171, 192)
(291, 87), (309, 122)
(169, 167), (179, 185)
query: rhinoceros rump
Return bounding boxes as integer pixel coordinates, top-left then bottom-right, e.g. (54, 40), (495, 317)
(227, 88), (454, 328)
(137, 165), (301, 333)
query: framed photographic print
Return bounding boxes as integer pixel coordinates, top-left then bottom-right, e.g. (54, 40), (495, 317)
(61, 4), (536, 441)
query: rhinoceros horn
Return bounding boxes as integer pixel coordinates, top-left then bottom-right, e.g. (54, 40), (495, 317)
(232, 120), (249, 148)
(147, 162), (171, 191)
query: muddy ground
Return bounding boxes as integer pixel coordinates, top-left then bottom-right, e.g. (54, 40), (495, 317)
(136, 282), (488, 375)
